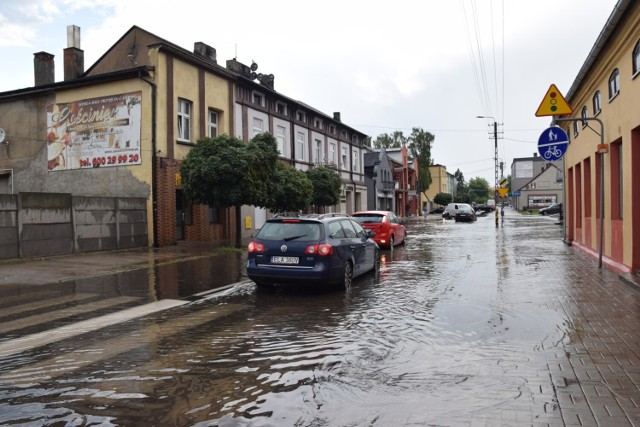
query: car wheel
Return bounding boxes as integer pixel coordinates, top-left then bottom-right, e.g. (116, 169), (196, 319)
(342, 262), (353, 290)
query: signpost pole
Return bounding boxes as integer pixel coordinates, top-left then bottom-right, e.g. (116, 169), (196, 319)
(493, 121), (498, 228)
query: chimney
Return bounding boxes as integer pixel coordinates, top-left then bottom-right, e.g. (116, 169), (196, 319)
(333, 112), (341, 122)
(64, 25), (84, 81)
(34, 52), (55, 86)
(533, 152), (538, 157)
(194, 42), (217, 64)
(226, 59), (252, 78)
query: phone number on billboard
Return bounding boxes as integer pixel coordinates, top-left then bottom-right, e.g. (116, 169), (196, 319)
(80, 154), (140, 168)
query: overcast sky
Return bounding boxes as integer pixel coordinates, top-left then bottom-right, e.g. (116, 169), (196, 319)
(0, 0), (619, 185)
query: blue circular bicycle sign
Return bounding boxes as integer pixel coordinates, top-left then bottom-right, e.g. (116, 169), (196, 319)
(538, 126), (569, 161)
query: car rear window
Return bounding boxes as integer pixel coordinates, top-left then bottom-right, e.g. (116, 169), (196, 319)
(352, 214), (383, 224)
(257, 221), (322, 241)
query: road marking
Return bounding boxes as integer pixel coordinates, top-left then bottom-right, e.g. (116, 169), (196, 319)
(0, 293), (97, 318)
(0, 299), (186, 358)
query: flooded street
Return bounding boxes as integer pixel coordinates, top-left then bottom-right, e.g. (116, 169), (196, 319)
(1, 211), (640, 426)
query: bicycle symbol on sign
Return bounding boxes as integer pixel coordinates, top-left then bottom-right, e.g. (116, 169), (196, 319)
(543, 145), (562, 160)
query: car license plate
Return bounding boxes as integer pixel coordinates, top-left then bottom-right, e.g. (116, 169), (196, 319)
(271, 256), (299, 264)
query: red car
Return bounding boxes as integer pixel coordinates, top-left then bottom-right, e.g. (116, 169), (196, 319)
(352, 210), (407, 248)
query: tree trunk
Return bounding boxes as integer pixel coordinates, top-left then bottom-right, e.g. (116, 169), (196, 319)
(235, 205), (242, 247)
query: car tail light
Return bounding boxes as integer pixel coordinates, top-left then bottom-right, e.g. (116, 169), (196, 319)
(305, 244), (333, 256)
(248, 241), (265, 253)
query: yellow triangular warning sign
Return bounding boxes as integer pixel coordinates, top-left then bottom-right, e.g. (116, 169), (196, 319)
(535, 84), (573, 117)
(497, 187), (509, 198)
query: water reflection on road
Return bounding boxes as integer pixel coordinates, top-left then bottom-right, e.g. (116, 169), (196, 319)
(0, 213), (600, 425)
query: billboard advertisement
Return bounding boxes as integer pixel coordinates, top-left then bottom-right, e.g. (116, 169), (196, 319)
(47, 92), (142, 171)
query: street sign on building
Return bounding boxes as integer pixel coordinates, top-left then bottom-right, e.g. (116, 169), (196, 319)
(535, 84), (573, 117)
(538, 126), (569, 161)
(513, 191), (521, 197)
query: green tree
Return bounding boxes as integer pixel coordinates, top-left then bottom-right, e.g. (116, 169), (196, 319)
(180, 133), (278, 246)
(407, 127), (434, 197)
(306, 167), (342, 209)
(267, 162), (313, 213)
(372, 130), (407, 149)
(468, 177), (490, 203)
(454, 169), (466, 193)
(433, 192), (452, 206)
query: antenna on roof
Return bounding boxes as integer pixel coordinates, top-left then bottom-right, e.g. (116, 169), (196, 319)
(234, 43), (237, 60)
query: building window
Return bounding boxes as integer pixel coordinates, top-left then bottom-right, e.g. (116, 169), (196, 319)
(329, 142), (336, 165)
(581, 106), (588, 128)
(296, 110), (306, 123)
(573, 120), (579, 138)
(608, 68), (620, 100)
(252, 91), (264, 107)
(592, 91), (601, 115)
(633, 40), (640, 76)
(276, 102), (287, 115)
(208, 109), (219, 137)
(177, 98), (192, 142)
(314, 118), (323, 129)
(352, 151), (359, 172)
(329, 125), (336, 134)
(252, 117), (264, 137)
(276, 125), (286, 156)
(341, 146), (348, 169)
(296, 132), (305, 161)
(314, 138), (322, 164)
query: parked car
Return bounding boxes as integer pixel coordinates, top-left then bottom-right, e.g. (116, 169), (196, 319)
(443, 203), (473, 219)
(429, 207), (444, 214)
(352, 210), (407, 248)
(247, 213), (379, 289)
(539, 203), (562, 216)
(455, 205), (478, 222)
(474, 204), (495, 213)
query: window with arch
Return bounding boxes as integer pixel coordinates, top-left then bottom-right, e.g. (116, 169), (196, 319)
(633, 40), (640, 76)
(592, 91), (601, 115)
(573, 120), (579, 138)
(581, 106), (588, 128)
(608, 68), (620, 100)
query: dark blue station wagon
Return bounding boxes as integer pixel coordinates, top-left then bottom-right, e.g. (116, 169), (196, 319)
(246, 214), (380, 289)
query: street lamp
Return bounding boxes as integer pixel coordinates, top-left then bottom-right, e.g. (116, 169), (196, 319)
(476, 116), (499, 227)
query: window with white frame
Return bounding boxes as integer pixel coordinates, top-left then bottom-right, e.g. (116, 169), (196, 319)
(329, 142), (336, 165)
(608, 68), (620, 100)
(296, 132), (305, 160)
(581, 106), (588, 128)
(177, 98), (192, 142)
(276, 125), (286, 156)
(314, 139), (322, 164)
(573, 120), (579, 138)
(593, 91), (601, 115)
(352, 151), (359, 172)
(314, 118), (322, 129)
(252, 91), (264, 107)
(208, 109), (219, 137)
(329, 124), (336, 134)
(296, 110), (306, 122)
(276, 102), (287, 115)
(341, 146), (348, 169)
(252, 117), (264, 137)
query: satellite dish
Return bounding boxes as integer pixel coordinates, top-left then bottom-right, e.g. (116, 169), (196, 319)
(250, 61), (258, 71)
(0, 128), (5, 143)
(250, 72), (257, 80)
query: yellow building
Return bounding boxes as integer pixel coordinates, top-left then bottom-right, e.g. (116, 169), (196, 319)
(421, 164), (449, 211)
(561, 0), (640, 273)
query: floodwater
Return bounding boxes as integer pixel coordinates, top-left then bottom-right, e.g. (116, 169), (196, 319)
(0, 211), (638, 426)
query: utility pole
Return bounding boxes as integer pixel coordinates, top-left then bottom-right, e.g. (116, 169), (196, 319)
(493, 121), (499, 227)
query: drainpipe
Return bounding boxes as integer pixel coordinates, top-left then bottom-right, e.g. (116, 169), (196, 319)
(139, 73), (159, 247)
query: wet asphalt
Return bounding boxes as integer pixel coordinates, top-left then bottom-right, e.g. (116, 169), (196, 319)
(1, 208), (640, 426)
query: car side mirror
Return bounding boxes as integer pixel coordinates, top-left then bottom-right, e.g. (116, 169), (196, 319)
(366, 229), (376, 239)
